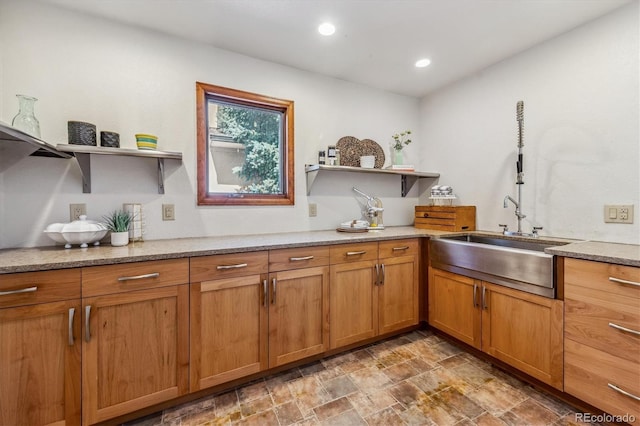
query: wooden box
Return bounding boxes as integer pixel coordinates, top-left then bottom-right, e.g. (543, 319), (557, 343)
(414, 205), (476, 231)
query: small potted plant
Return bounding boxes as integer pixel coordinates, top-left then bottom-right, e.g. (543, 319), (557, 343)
(103, 210), (133, 246)
(391, 130), (412, 165)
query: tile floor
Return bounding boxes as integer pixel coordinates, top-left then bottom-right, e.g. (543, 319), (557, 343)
(126, 330), (594, 426)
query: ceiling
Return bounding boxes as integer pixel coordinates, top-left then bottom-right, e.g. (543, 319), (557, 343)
(45, 0), (631, 98)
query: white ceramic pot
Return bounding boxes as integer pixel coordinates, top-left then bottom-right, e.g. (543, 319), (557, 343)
(110, 231), (129, 247)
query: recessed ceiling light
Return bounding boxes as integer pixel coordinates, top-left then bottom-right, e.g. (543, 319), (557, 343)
(415, 58), (431, 68)
(318, 22), (336, 36)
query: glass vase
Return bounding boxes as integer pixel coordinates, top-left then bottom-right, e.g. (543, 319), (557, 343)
(393, 149), (404, 166)
(11, 94), (41, 138)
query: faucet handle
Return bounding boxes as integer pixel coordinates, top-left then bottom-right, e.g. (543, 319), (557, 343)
(498, 224), (509, 234)
(532, 226), (543, 236)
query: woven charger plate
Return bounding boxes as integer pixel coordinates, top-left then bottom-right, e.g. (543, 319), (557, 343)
(336, 136), (385, 168)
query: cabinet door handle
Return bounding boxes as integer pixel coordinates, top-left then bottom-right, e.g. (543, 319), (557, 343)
(263, 279), (268, 307)
(216, 263), (248, 270)
(392, 246), (409, 251)
(117, 272), (159, 281)
(374, 264), (380, 285)
(609, 277), (640, 287)
(68, 308), (75, 346)
(380, 264), (385, 285)
(473, 283), (478, 308)
(609, 322), (640, 336)
(0, 286), (37, 296)
(84, 305), (92, 343)
(290, 256), (314, 261)
(346, 251), (366, 256)
(608, 383), (640, 401)
(481, 286), (487, 310)
(271, 278), (277, 304)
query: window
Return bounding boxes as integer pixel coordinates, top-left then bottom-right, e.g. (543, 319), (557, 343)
(196, 82), (294, 205)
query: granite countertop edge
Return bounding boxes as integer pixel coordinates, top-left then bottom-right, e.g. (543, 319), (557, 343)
(1, 227), (638, 274)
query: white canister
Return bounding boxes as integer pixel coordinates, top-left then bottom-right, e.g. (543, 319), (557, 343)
(360, 155), (375, 168)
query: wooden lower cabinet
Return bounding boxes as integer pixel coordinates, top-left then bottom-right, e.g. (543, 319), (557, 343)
(564, 258), (640, 424)
(428, 268), (563, 390)
(0, 299), (82, 426)
(190, 250), (329, 392)
(268, 266), (329, 367)
(330, 240), (420, 349)
(81, 260), (190, 426)
(0, 269), (81, 426)
(330, 259), (379, 348)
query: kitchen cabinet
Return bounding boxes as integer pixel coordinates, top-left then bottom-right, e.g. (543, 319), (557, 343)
(189, 251), (269, 391)
(268, 246), (330, 367)
(564, 258), (640, 424)
(428, 268), (563, 390)
(81, 259), (189, 426)
(0, 269), (82, 426)
(190, 247), (329, 391)
(330, 239), (419, 349)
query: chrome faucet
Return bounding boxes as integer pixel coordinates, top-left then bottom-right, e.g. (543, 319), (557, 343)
(503, 195), (526, 234)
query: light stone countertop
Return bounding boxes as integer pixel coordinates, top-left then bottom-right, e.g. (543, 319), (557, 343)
(1, 227), (638, 274)
(0, 227), (450, 274)
(545, 240), (640, 267)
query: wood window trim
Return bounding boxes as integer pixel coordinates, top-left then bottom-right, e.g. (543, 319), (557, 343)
(196, 82), (295, 206)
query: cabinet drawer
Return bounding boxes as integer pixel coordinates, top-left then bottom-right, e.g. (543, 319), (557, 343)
(269, 246), (329, 271)
(190, 251), (268, 281)
(330, 242), (378, 264)
(0, 269), (80, 308)
(565, 258), (640, 299)
(378, 239), (419, 258)
(565, 282), (640, 363)
(413, 221), (456, 231)
(565, 339), (640, 423)
(82, 259), (189, 297)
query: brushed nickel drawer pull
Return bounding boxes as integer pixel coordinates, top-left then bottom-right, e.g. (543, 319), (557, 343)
(0, 286), (37, 296)
(346, 251), (366, 256)
(392, 246), (410, 251)
(609, 322), (640, 336)
(117, 272), (160, 281)
(608, 383), (640, 401)
(272, 278), (277, 304)
(84, 305), (91, 343)
(482, 286), (487, 310)
(263, 279), (268, 307)
(216, 263), (248, 270)
(68, 308), (75, 346)
(609, 277), (640, 287)
(473, 283), (478, 308)
(290, 256), (314, 261)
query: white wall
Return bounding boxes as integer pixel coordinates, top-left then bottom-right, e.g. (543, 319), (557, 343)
(0, 1), (422, 249)
(419, 2), (639, 244)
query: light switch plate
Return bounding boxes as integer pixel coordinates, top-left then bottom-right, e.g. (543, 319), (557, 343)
(162, 204), (175, 221)
(308, 203), (318, 217)
(604, 204), (634, 224)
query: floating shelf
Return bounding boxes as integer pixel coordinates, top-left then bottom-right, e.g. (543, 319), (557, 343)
(57, 144), (182, 194)
(0, 122), (71, 173)
(305, 164), (440, 197)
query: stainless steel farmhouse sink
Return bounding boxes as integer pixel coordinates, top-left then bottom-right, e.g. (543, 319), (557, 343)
(429, 234), (570, 298)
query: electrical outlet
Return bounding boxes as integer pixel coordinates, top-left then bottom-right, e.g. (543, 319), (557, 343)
(69, 203), (86, 221)
(162, 204), (175, 221)
(309, 203), (318, 217)
(604, 204), (634, 224)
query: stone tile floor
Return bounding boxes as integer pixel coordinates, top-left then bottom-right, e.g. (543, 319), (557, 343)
(126, 330), (597, 426)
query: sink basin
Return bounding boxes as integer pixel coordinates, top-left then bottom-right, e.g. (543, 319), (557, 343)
(429, 234), (569, 298)
(437, 234), (564, 252)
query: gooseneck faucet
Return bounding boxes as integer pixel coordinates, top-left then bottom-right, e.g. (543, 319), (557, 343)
(502, 101), (534, 236)
(503, 195), (525, 233)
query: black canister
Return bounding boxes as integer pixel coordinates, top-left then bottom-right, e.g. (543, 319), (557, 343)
(67, 121), (97, 146)
(100, 131), (120, 148)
